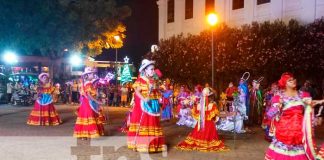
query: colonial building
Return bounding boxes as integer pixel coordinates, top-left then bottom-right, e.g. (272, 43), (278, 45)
(157, 0), (324, 40)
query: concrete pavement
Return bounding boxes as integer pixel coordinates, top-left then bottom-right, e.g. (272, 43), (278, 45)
(0, 104), (323, 160)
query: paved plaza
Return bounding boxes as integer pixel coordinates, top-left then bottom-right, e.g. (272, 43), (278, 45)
(0, 104), (323, 160)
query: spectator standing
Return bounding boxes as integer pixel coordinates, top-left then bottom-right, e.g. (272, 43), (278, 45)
(120, 84), (128, 107)
(71, 80), (79, 104)
(6, 82), (14, 104)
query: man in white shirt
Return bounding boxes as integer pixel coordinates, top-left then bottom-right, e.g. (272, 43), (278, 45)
(6, 82), (13, 104)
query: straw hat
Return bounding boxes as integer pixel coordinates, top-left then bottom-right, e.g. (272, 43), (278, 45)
(139, 59), (155, 72)
(82, 67), (97, 76)
(38, 73), (50, 82)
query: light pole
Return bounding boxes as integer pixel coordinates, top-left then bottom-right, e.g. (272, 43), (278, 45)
(207, 13), (218, 88)
(114, 35), (121, 87)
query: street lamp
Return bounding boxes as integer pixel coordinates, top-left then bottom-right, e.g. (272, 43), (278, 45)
(114, 35), (121, 63)
(3, 51), (18, 64)
(69, 54), (83, 67)
(113, 35), (121, 86)
(207, 13), (218, 88)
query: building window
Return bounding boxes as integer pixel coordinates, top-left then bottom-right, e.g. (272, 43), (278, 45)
(167, 0), (175, 23)
(257, 0), (270, 5)
(205, 0), (215, 14)
(232, 0), (244, 10)
(185, 0), (193, 19)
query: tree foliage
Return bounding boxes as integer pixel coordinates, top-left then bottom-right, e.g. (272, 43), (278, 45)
(148, 19), (324, 90)
(0, 0), (130, 57)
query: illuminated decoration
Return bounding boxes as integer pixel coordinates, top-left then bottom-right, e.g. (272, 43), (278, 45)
(124, 56), (129, 63)
(3, 51), (18, 64)
(13, 76), (19, 82)
(120, 64), (132, 85)
(220, 92), (227, 100)
(151, 45), (159, 53)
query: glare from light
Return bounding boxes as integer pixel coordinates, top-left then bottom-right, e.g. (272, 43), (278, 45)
(70, 54), (82, 66)
(3, 51), (18, 64)
(207, 13), (218, 26)
(114, 35), (121, 41)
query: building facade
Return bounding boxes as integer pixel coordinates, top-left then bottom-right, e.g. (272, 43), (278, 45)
(157, 0), (324, 40)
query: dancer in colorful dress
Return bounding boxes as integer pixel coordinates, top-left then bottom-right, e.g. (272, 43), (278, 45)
(161, 84), (173, 121)
(192, 85), (203, 105)
(249, 78), (263, 125)
(261, 83), (278, 142)
(127, 59), (166, 152)
(265, 72), (318, 160)
(176, 86), (190, 117)
(27, 72), (62, 126)
(176, 87), (228, 152)
(73, 67), (107, 139)
(177, 85), (202, 127)
(238, 72), (250, 132)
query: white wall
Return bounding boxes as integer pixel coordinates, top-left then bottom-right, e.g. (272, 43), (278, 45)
(157, 0), (324, 40)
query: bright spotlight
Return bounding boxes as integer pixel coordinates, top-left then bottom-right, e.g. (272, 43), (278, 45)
(3, 51), (18, 64)
(69, 54), (82, 66)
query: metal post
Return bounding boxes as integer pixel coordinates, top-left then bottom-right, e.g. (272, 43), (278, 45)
(115, 48), (118, 86)
(211, 29), (214, 88)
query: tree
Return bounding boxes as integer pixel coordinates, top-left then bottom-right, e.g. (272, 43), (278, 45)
(86, 24), (126, 56)
(0, 0), (131, 56)
(148, 19), (324, 91)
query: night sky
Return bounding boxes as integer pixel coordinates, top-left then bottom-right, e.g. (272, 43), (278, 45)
(96, 0), (159, 68)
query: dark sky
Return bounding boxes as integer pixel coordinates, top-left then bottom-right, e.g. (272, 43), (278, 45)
(96, 0), (159, 68)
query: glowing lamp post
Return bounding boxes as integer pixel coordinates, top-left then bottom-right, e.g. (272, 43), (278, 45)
(114, 35), (121, 64)
(3, 51), (18, 65)
(207, 13), (218, 88)
(69, 54), (83, 67)
(113, 35), (122, 87)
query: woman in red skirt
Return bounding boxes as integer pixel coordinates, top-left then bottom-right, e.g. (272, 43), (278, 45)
(264, 73), (321, 160)
(176, 87), (228, 152)
(73, 67), (105, 139)
(27, 72), (62, 126)
(127, 59), (166, 152)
